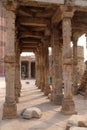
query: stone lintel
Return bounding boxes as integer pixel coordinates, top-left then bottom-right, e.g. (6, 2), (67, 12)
(4, 56), (16, 63)
(2, 102), (17, 119)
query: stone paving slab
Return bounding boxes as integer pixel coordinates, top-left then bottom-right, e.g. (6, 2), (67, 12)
(0, 78), (87, 130)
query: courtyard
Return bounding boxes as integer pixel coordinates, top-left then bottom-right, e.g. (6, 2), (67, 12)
(0, 78), (87, 130)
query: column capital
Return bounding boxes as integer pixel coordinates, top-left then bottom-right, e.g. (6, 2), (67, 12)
(63, 11), (74, 19)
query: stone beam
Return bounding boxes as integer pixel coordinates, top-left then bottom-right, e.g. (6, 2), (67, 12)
(18, 9), (32, 17)
(21, 41), (40, 44)
(22, 46), (38, 50)
(18, 17), (50, 27)
(18, 25), (46, 32)
(75, 6), (87, 12)
(18, 0), (64, 5)
(74, 0), (87, 6)
(52, 6), (64, 24)
(20, 31), (42, 39)
(73, 17), (87, 24)
(21, 43), (39, 48)
(18, 6), (56, 18)
(21, 48), (37, 52)
(21, 40), (40, 44)
(20, 38), (41, 43)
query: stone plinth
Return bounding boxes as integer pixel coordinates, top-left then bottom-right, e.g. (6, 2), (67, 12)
(61, 98), (77, 115)
(3, 103), (17, 119)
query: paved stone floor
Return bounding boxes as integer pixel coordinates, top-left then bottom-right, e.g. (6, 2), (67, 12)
(0, 77), (87, 130)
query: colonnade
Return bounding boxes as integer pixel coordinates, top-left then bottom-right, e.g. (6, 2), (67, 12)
(2, 5), (80, 119)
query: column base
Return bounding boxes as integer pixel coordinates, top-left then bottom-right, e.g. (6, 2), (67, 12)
(53, 94), (64, 105)
(44, 86), (50, 96)
(61, 98), (77, 115)
(2, 102), (17, 119)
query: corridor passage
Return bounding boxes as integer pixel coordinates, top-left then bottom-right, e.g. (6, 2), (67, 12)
(0, 78), (87, 130)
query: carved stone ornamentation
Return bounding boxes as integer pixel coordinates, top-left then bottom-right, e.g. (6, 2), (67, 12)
(61, 13), (76, 114)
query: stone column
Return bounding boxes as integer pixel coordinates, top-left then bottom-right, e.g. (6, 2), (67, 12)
(52, 26), (63, 105)
(35, 50), (41, 88)
(35, 52), (38, 87)
(15, 41), (21, 102)
(84, 61), (87, 99)
(29, 61), (31, 79)
(61, 12), (76, 114)
(40, 45), (45, 92)
(44, 42), (50, 96)
(2, 10), (17, 119)
(72, 37), (78, 94)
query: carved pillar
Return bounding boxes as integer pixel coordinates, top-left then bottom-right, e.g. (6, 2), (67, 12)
(3, 10), (17, 119)
(29, 61), (31, 79)
(52, 26), (63, 105)
(35, 51), (38, 87)
(35, 50), (41, 88)
(84, 33), (87, 100)
(15, 40), (21, 102)
(72, 37), (78, 94)
(61, 13), (76, 114)
(44, 41), (50, 96)
(40, 45), (45, 91)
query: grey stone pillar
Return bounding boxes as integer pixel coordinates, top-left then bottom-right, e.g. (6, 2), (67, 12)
(61, 13), (76, 114)
(3, 11), (17, 119)
(52, 26), (63, 105)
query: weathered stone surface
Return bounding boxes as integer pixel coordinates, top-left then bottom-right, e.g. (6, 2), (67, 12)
(66, 115), (87, 129)
(61, 98), (77, 115)
(2, 103), (17, 119)
(70, 127), (87, 130)
(21, 107), (42, 119)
